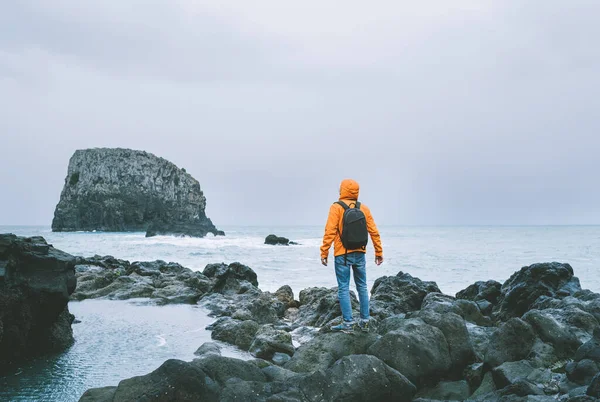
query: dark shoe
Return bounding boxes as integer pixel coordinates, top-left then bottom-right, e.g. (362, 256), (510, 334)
(358, 319), (370, 333)
(330, 321), (355, 334)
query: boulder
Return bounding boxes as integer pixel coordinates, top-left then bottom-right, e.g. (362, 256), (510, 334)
(574, 328), (600, 363)
(203, 262), (259, 293)
(566, 359), (599, 385)
(209, 318), (259, 350)
(78, 387), (117, 402)
(492, 360), (536, 389)
(496, 262), (580, 321)
(192, 354), (266, 386)
(484, 318), (536, 368)
(456, 280), (502, 305)
(194, 342), (222, 357)
(588, 373), (600, 397)
(416, 380), (470, 401)
(369, 271), (441, 319)
(367, 318), (452, 387)
(285, 332), (378, 373)
(0, 234), (76, 368)
(294, 287), (358, 327)
(111, 359), (220, 402)
(416, 310), (476, 377)
(308, 354), (417, 402)
(265, 235), (292, 246)
(467, 323), (496, 361)
(274, 285), (299, 309)
(471, 372), (497, 398)
(51, 148), (223, 237)
(249, 325), (295, 360)
(523, 309), (582, 358)
(498, 379), (544, 397)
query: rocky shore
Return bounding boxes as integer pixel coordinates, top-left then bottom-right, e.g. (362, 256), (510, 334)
(51, 148), (223, 238)
(77, 257), (600, 401)
(0, 234), (76, 372)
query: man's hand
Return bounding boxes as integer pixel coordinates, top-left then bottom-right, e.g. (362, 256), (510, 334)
(321, 257), (328, 266)
(375, 256), (384, 266)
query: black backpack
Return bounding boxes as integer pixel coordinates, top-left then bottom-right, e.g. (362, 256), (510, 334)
(335, 201), (369, 253)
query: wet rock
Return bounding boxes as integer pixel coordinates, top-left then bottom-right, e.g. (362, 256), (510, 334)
(566, 359), (599, 385)
(468, 323), (496, 361)
(367, 318), (452, 387)
(314, 355), (416, 402)
(496, 262), (580, 321)
(194, 342), (222, 357)
(78, 386), (117, 402)
(285, 332), (378, 373)
(272, 352), (292, 366)
(417, 380), (470, 401)
(524, 309), (582, 358)
(492, 360), (536, 389)
(0, 234), (76, 367)
(274, 285), (299, 308)
(203, 262), (258, 294)
(261, 365), (298, 382)
(265, 234), (293, 246)
(249, 325), (295, 360)
(454, 299), (494, 326)
(416, 310), (476, 377)
(465, 362), (485, 391)
(484, 318), (536, 368)
(587, 373), (600, 397)
(472, 372), (497, 398)
(574, 328), (600, 363)
(294, 286), (358, 327)
(192, 354), (266, 386)
(209, 318), (259, 350)
(111, 359), (220, 401)
(421, 292), (463, 315)
(369, 271), (441, 319)
(456, 280), (502, 305)
(498, 378), (545, 397)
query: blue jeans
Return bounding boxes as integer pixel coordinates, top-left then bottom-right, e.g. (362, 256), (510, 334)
(335, 252), (369, 322)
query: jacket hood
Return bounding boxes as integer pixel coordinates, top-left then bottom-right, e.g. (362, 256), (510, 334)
(339, 179), (360, 200)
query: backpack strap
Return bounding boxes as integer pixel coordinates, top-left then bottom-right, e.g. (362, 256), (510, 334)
(335, 201), (349, 210)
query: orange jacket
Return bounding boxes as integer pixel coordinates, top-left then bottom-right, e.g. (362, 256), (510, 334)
(320, 179), (383, 259)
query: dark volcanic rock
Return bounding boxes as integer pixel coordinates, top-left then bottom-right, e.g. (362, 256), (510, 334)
(574, 328), (600, 363)
(209, 318), (259, 351)
(369, 271), (441, 319)
(588, 373), (600, 397)
(484, 318), (536, 368)
(194, 342), (222, 357)
(524, 309), (582, 358)
(264, 234), (294, 246)
(496, 262), (580, 321)
(310, 354), (417, 402)
(416, 309), (476, 378)
(0, 234), (76, 368)
(285, 332), (378, 373)
(203, 262), (258, 293)
(79, 386), (117, 402)
(367, 318), (452, 387)
(249, 325), (295, 360)
(457, 280), (502, 305)
(566, 359), (599, 385)
(51, 147), (223, 238)
(417, 380), (470, 401)
(72, 258), (212, 303)
(294, 286), (358, 327)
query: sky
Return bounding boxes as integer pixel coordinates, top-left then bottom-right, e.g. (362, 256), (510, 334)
(1, 0), (599, 227)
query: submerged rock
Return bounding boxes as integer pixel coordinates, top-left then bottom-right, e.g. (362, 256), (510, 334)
(51, 147), (223, 237)
(0, 234), (76, 369)
(264, 234), (298, 245)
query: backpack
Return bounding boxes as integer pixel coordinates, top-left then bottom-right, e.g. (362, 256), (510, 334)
(335, 201), (369, 253)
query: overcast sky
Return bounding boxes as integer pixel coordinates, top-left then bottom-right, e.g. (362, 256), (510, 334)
(1, 0), (599, 227)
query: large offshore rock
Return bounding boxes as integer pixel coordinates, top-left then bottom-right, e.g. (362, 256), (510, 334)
(0, 234), (76, 369)
(51, 147), (222, 237)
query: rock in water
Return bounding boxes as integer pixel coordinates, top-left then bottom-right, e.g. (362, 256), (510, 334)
(51, 148), (223, 238)
(0, 234), (76, 370)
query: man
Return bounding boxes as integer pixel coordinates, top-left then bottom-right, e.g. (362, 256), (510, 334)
(320, 178), (383, 333)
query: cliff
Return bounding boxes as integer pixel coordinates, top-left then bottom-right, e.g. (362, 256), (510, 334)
(51, 148), (223, 238)
(0, 234), (76, 370)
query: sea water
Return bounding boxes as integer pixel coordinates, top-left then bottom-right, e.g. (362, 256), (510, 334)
(1, 225), (599, 401)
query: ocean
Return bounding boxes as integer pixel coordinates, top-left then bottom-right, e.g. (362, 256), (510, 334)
(1, 225), (599, 401)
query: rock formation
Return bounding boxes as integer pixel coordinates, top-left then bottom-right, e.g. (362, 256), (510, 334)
(51, 148), (223, 238)
(264, 234), (298, 246)
(79, 261), (600, 401)
(0, 234), (76, 371)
